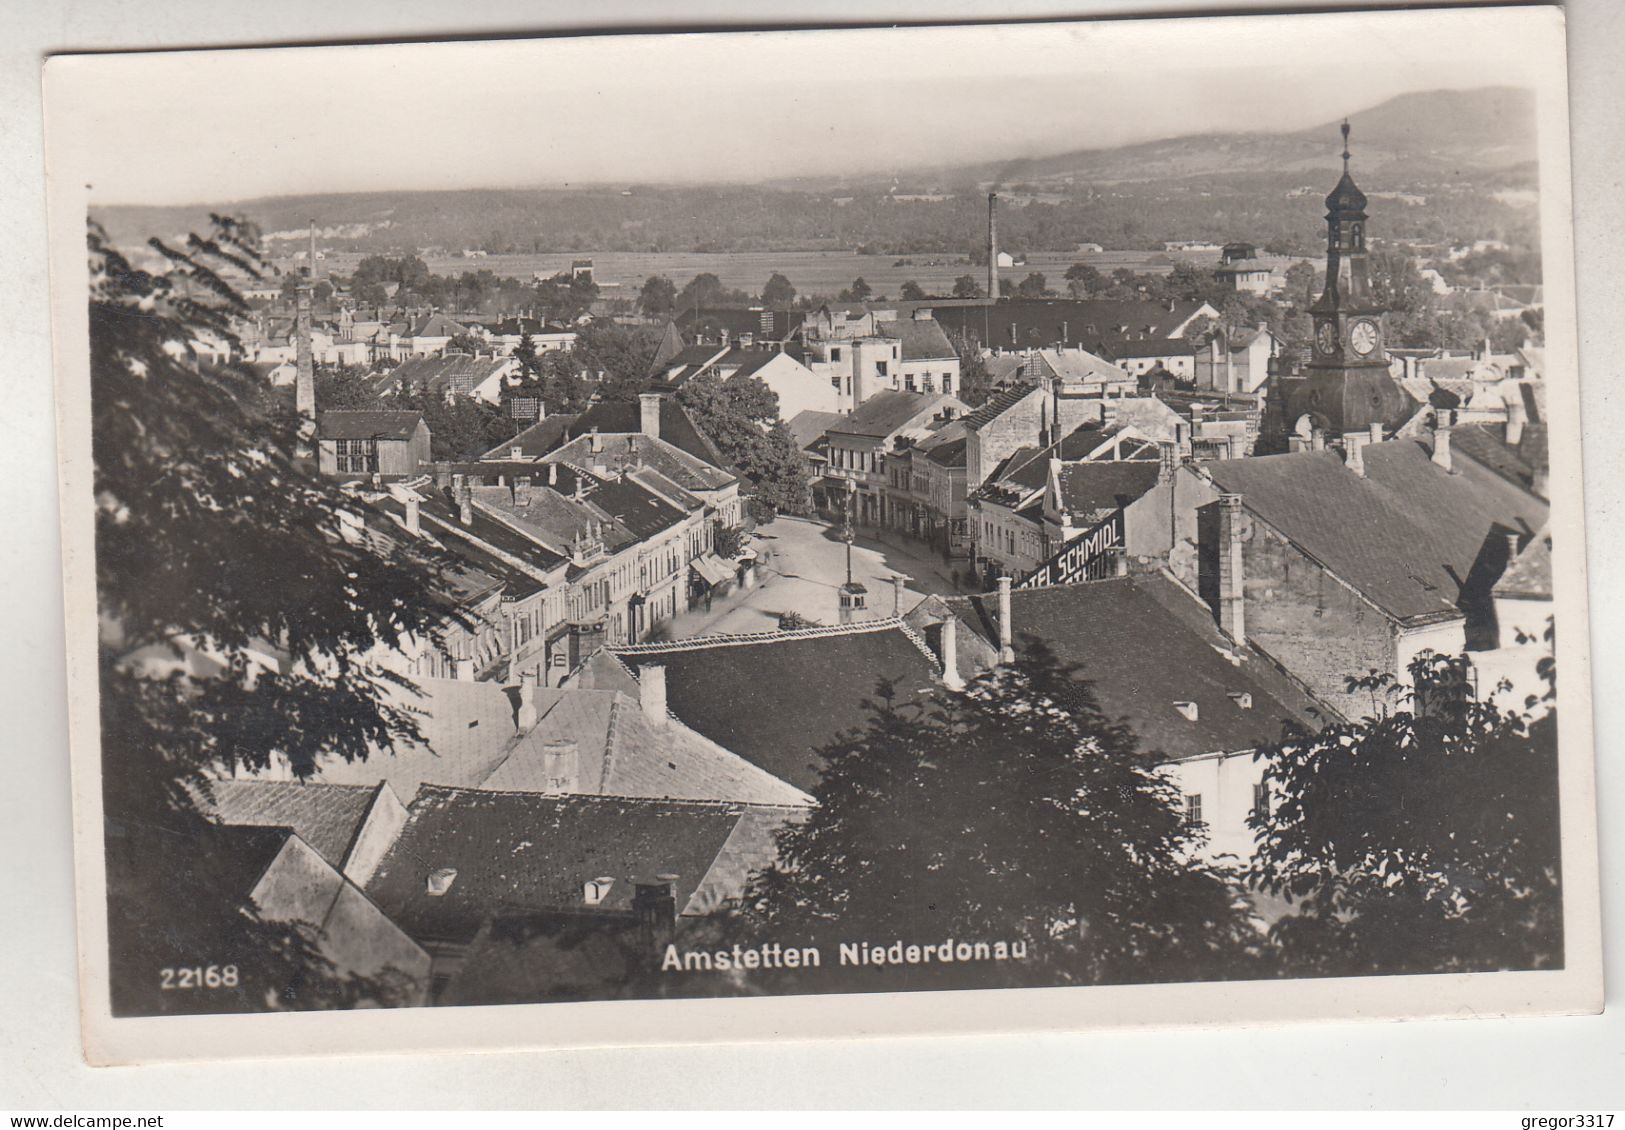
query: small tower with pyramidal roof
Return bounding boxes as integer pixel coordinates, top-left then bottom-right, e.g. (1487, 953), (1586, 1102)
(1284, 119), (1411, 439)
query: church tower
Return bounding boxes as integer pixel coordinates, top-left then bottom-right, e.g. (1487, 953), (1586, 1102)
(1288, 120), (1411, 437)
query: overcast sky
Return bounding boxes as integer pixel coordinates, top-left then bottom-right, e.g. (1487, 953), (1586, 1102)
(47, 8), (1557, 206)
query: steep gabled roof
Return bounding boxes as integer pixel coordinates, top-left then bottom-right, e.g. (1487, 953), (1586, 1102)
(196, 780), (382, 871)
(876, 317), (957, 361)
(365, 788), (786, 941)
(318, 410), (424, 441)
(488, 414), (580, 460)
(785, 409), (846, 450)
(1493, 525), (1552, 600)
(603, 621), (941, 792)
(829, 390), (956, 439)
(1203, 438), (1548, 623)
(946, 572), (1327, 758)
(1055, 461), (1163, 517)
(569, 397), (732, 472)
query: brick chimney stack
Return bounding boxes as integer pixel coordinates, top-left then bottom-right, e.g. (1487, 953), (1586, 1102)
(1218, 493), (1246, 644)
(516, 672), (539, 733)
(639, 663), (668, 727)
(987, 192), (1000, 301)
(639, 391), (662, 441)
(940, 616), (963, 690)
(1432, 409), (1455, 473)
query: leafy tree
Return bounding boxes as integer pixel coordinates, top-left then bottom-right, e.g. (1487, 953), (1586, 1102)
(899, 280), (927, 301)
(90, 218), (449, 1012)
(951, 274), (984, 299)
(574, 321), (666, 403)
(1283, 261), (1318, 306)
(639, 275), (677, 318)
(1014, 272), (1050, 298)
(445, 332), (483, 355)
(949, 330), (994, 408)
(761, 272), (797, 308)
(713, 523), (747, 560)
(513, 330), (541, 380)
(534, 271), (599, 322)
(731, 648), (1262, 990)
(841, 277), (873, 303)
(676, 372), (810, 520)
(314, 363), (381, 410)
(1064, 262), (1105, 298)
(777, 611), (823, 631)
(395, 384), (516, 461)
(1250, 650), (1561, 978)
(677, 272), (750, 312)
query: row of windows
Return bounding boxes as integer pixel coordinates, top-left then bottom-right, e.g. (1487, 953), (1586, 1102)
(333, 438), (379, 474)
(1182, 784), (1271, 828)
(831, 446), (880, 473)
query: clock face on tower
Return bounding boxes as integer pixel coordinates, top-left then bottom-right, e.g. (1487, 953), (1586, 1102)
(1316, 322), (1339, 355)
(1350, 318), (1379, 356)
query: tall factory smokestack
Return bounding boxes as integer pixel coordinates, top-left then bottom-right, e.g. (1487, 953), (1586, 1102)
(986, 192), (1000, 301)
(295, 219), (317, 436)
(295, 274), (316, 428)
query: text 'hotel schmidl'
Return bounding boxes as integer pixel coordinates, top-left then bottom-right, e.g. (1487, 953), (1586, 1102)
(662, 939), (1032, 972)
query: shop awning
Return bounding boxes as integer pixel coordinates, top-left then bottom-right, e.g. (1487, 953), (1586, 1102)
(691, 554), (734, 587)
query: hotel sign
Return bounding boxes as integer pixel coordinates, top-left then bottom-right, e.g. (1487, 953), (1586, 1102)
(1017, 510), (1124, 589)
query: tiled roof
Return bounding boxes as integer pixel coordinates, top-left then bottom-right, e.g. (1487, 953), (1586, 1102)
(545, 432), (736, 493)
(1452, 423), (1541, 493)
(924, 436), (968, 467)
(1493, 526), (1552, 600)
(1102, 339), (1199, 360)
(569, 397), (732, 472)
(313, 677), (523, 801)
(785, 409), (846, 450)
(605, 621), (941, 792)
(876, 317), (957, 361)
(480, 686), (812, 807)
(1203, 438), (1549, 623)
(960, 384), (1037, 431)
(365, 787), (779, 940)
(1037, 347), (1132, 386)
(1055, 461), (1162, 517)
(947, 573), (1327, 758)
(829, 390), (956, 439)
(930, 298), (1207, 350)
(488, 415), (579, 459)
(380, 354), (510, 398)
(196, 780), (381, 871)
(318, 411), (424, 441)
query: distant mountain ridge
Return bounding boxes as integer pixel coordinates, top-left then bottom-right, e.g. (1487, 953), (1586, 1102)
(92, 86), (1538, 259)
(898, 87), (1536, 188)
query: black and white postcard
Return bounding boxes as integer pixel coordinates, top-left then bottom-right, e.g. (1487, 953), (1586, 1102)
(44, 5), (1601, 1064)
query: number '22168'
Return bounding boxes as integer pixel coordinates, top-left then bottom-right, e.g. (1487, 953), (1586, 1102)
(160, 965), (238, 989)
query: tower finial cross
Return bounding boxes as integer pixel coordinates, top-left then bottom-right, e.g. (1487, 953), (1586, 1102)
(1341, 117), (1351, 171)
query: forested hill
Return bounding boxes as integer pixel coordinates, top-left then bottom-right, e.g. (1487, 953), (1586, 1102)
(92, 86), (1539, 260)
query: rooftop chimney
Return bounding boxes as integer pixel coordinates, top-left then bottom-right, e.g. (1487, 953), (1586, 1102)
(590, 427), (602, 454)
(987, 192), (1000, 301)
(515, 672), (539, 733)
(1369, 422), (1384, 445)
(639, 663), (668, 727)
(1158, 441), (1178, 484)
(1343, 432), (1367, 477)
(404, 494), (421, 535)
(639, 391), (663, 441)
(510, 444), (523, 461)
(1432, 410), (1455, 473)
(891, 574), (909, 617)
(940, 616), (964, 690)
(535, 738), (579, 794)
(1173, 701), (1200, 722)
(1218, 493), (1246, 645)
(996, 575), (1015, 665)
(1310, 428), (1326, 452)
(458, 484), (473, 526)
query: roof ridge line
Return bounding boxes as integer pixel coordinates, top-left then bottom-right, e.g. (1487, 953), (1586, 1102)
(609, 617), (908, 654)
(412, 781), (802, 812)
